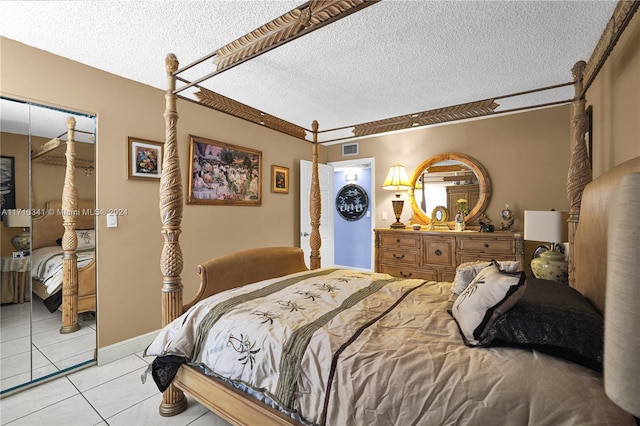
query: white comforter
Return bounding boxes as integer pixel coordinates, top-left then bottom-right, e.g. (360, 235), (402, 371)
(146, 268), (633, 425)
(31, 246), (95, 294)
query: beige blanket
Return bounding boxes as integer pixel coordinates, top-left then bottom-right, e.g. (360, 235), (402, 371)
(146, 268), (633, 425)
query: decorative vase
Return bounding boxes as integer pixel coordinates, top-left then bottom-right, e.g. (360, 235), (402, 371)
(11, 229), (31, 253)
(454, 213), (465, 232)
(530, 249), (568, 284)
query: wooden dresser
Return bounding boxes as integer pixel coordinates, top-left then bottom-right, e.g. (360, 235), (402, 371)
(374, 229), (524, 282)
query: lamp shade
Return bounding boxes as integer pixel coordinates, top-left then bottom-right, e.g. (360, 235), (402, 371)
(3, 210), (30, 228)
(382, 164), (412, 191)
(524, 210), (568, 243)
(604, 172), (640, 417)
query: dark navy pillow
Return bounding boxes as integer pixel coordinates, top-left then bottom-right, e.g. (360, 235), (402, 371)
(478, 277), (603, 371)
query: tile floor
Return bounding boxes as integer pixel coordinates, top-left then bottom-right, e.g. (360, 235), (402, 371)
(0, 351), (230, 425)
(1, 300), (229, 425)
(1, 297), (96, 393)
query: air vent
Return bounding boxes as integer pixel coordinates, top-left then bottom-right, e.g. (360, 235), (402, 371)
(342, 143), (358, 156)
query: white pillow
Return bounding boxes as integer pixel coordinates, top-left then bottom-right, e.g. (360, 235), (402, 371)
(452, 262), (526, 346)
(450, 260), (520, 295)
(75, 229), (95, 250)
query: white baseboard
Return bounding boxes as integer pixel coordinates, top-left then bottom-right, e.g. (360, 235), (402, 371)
(97, 330), (159, 366)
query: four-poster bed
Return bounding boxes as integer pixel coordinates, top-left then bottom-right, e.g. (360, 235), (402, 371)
(146, 1), (639, 424)
(30, 117), (96, 333)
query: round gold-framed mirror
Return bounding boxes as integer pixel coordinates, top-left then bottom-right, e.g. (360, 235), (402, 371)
(408, 152), (491, 227)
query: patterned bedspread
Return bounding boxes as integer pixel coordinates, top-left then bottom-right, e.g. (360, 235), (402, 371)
(31, 246), (95, 294)
(145, 268), (633, 426)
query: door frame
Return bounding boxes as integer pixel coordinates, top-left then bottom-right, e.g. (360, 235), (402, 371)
(328, 157), (375, 271)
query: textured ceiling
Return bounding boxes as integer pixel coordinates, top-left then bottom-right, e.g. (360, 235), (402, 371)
(0, 0), (618, 142)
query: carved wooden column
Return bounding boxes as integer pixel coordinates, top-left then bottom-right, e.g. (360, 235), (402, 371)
(309, 121), (322, 270)
(159, 53), (188, 417)
(60, 116), (80, 334)
(567, 60), (591, 289)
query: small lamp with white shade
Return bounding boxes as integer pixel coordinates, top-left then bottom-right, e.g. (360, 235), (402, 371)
(524, 210), (568, 284)
(382, 164), (413, 229)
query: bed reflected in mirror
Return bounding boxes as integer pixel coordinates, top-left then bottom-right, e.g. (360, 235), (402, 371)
(0, 97), (96, 395)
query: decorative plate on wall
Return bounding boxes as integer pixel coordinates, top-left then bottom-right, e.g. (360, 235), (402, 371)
(335, 184), (368, 221)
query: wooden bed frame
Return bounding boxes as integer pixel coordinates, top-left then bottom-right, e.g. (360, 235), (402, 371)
(155, 2), (638, 423)
(31, 199), (96, 316)
(30, 117), (95, 334)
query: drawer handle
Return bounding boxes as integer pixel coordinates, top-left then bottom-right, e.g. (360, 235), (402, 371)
(393, 253), (405, 260)
(434, 249), (442, 256)
(484, 243), (489, 248)
(396, 239), (401, 243)
(400, 271), (413, 278)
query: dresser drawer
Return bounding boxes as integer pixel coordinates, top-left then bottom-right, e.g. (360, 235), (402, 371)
(458, 253), (519, 265)
(374, 229), (523, 284)
(379, 249), (421, 264)
(379, 233), (421, 249)
(423, 237), (455, 267)
(458, 235), (515, 254)
(379, 264), (437, 281)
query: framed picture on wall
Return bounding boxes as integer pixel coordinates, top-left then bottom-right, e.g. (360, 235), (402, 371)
(271, 165), (289, 194)
(0, 155), (16, 215)
(187, 135), (262, 205)
(127, 137), (163, 180)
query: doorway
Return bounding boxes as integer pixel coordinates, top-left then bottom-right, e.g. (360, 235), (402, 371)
(329, 158), (375, 271)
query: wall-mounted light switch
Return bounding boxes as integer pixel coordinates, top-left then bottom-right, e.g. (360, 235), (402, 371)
(382, 211), (388, 221)
(106, 213), (118, 228)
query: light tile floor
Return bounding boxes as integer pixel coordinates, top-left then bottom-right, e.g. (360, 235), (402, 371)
(2, 299), (230, 425)
(1, 297), (96, 392)
(0, 352), (231, 425)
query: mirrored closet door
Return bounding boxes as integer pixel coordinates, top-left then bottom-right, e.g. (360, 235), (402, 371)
(0, 97), (97, 395)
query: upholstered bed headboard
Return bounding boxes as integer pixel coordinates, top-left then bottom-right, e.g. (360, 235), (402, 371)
(31, 199), (96, 250)
(574, 157), (640, 313)
(187, 247), (309, 310)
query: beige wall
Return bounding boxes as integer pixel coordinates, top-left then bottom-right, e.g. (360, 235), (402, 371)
(325, 105), (572, 233)
(586, 10), (640, 178)
(1, 37), (311, 348)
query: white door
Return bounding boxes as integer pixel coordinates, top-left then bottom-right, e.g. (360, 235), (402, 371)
(300, 160), (334, 268)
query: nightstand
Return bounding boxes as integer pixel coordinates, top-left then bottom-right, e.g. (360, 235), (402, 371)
(0, 256), (31, 303)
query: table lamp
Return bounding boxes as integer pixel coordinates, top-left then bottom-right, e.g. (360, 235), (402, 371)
(3, 210), (31, 253)
(382, 164), (412, 229)
(524, 210), (568, 284)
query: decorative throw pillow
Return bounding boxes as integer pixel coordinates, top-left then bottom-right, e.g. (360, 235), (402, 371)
(75, 229), (95, 250)
(451, 262), (526, 346)
(478, 278), (604, 371)
(450, 260), (520, 295)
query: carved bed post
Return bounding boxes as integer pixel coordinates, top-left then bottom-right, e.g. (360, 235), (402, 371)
(60, 116), (80, 334)
(567, 60), (592, 289)
(309, 120), (322, 270)
(159, 54), (188, 416)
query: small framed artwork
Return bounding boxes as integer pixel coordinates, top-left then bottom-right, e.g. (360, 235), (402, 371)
(0, 156), (16, 216)
(271, 165), (289, 194)
(127, 137), (163, 180)
(188, 135), (262, 205)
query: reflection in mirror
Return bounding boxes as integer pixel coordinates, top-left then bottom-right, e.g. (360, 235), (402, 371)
(408, 153), (490, 228)
(0, 97), (96, 395)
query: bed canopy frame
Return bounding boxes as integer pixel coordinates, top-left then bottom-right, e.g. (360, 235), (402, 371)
(29, 117), (90, 333)
(157, 0), (638, 420)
